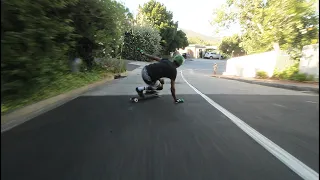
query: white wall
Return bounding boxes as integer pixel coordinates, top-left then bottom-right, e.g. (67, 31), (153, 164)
(223, 50), (295, 78)
(299, 44), (319, 80)
(223, 51), (277, 77)
(274, 50), (296, 71)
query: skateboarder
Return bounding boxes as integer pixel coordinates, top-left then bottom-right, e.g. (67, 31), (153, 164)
(136, 51), (184, 103)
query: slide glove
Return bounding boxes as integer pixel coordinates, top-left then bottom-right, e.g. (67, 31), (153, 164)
(137, 48), (144, 55)
(175, 98), (184, 104)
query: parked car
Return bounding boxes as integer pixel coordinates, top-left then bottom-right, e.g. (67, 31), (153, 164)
(204, 52), (224, 59)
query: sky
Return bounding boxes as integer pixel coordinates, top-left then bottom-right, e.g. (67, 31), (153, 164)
(118, 0), (241, 37)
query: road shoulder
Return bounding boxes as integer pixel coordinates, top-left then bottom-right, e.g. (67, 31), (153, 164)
(213, 75), (319, 93)
(1, 72), (128, 133)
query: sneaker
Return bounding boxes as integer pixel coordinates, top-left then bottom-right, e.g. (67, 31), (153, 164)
(135, 87), (144, 97)
(145, 89), (157, 94)
(145, 86), (157, 94)
(156, 84), (163, 90)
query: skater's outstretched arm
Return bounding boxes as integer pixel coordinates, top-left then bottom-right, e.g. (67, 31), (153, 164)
(170, 79), (177, 102)
(143, 53), (161, 62)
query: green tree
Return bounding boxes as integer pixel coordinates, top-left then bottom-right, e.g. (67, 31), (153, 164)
(1, 0), (78, 99)
(1, 0), (132, 101)
(212, 0), (319, 55)
(68, 0), (132, 68)
(136, 0), (188, 54)
(169, 30), (189, 51)
(122, 25), (162, 61)
(219, 34), (246, 56)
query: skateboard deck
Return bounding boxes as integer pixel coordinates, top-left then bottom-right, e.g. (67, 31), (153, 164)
(130, 93), (160, 103)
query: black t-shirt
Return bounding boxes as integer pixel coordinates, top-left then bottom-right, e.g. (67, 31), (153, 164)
(145, 59), (177, 82)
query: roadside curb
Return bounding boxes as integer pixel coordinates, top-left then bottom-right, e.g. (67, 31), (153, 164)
(214, 76), (319, 94)
(1, 72), (128, 133)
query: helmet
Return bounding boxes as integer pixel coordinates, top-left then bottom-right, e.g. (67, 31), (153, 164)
(173, 55), (185, 66)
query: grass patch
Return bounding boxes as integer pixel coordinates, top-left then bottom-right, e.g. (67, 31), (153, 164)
(1, 69), (116, 115)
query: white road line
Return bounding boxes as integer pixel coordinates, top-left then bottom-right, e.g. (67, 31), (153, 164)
(180, 71), (319, 180)
(273, 103), (287, 108)
(306, 101), (318, 104)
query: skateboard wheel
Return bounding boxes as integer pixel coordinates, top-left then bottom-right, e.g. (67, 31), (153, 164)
(133, 98), (139, 102)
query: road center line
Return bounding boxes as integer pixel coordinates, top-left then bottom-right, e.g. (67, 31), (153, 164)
(180, 71), (319, 180)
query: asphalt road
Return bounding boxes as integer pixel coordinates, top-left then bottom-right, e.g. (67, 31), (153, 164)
(1, 59), (319, 180)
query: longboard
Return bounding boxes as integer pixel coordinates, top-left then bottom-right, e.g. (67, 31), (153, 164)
(130, 93), (160, 103)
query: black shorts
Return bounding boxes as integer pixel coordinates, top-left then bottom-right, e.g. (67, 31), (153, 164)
(141, 67), (161, 89)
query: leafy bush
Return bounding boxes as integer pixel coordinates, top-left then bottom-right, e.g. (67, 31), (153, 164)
(1, 0), (132, 112)
(306, 74), (315, 81)
(272, 68), (281, 79)
(1, 0), (131, 101)
(290, 73), (308, 82)
(287, 48), (303, 62)
(122, 25), (162, 61)
(1, 0), (77, 99)
(290, 73), (315, 82)
(94, 58), (126, 74)
(272, 63), (316, 82)
(256, 71), (269, 79)
(221, 52), (231, 59)
(272, 63), (299, 79)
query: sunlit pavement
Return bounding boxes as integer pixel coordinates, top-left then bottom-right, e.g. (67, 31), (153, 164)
(1, 59), (318, 180)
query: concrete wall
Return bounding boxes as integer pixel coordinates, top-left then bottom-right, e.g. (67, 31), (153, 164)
(274, 50), (295, 71)
(299, 44), (319, 80)
(223, 50), (295, 78)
